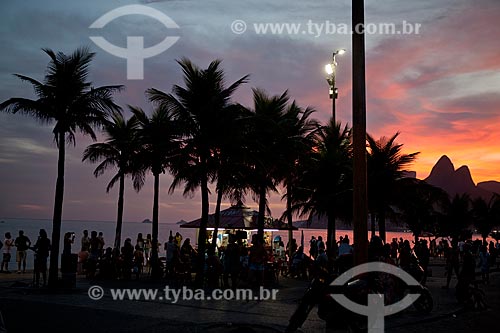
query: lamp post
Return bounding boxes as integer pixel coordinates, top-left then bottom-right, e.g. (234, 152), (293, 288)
(325, 48), (346, 124)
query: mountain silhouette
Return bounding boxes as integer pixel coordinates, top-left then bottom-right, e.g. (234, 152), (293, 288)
(425, 155), (493, 199)
(477, 181), (500, 194)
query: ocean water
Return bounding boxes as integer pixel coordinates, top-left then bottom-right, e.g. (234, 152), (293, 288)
(0, 217), (492, 270)
(0, 218), (197, 271)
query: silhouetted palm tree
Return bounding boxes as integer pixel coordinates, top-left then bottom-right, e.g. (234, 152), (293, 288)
(438, 193), (472, 242)
(130, 106), (180, 279)
(210, 104), (252, 246)
(280, 102), (318, 256)
(367, 132), (419, 242)
(289, 120), (352, 254)
(0, 47), (122, 287)
(396, 179), (447, 242)
(471, 195), (500, 244)
(82, 111), (144, 251)
(147, 58), (248, 285)
(246, 88), (291, 241)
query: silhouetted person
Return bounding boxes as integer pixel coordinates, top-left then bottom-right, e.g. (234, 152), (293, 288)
(81, 230), (90, 252)
(206, 245), (223, 290)
(478, 245), (490, 284)
(390, 238), (398, 262)
(175, 232), (183, 248)
(1, 232), (14, 273)
(33, 229), (51, 287)
(97, 232), (105, 257)
(456, 243), (476, 302)
(309, 236), (318, 259)
(443, 241), (460, 289)
(224, 235), (241, 290)
(144, 233), (152, 266)
(165, 236), (178, 278)
(15, 230), (31, 273)
(121, 238), (134, 280)
(63, 232), (75, 255)
(415, 240), (430, 285)
(398, 240), (412, 272)
(249, 236), (267, 286)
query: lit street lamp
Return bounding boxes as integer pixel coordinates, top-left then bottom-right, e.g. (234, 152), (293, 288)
(325, 48), (346, 124)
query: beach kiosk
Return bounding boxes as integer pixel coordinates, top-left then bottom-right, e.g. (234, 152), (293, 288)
(180, 202), (297, 248)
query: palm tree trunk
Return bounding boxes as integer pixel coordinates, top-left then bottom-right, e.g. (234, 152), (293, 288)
(114, 173), (125, 251)
(286, 183), (293, 260)
(48, 131), (65, 288)
(327, 209), (336, 258)
(196, 173), (210, 287)
(257, 183), (267, 242)
(211, 186), (223, 247)
(370, 213), (376, 238)
(379, 211), (386, 243)
(150, 173), (161, 279)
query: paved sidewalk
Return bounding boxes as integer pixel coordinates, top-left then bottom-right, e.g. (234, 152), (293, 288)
(0, 263), (498, 332)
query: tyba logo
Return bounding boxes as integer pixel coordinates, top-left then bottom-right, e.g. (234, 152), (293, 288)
(330, 262), (423, 333)
(89, 5), (180, 80)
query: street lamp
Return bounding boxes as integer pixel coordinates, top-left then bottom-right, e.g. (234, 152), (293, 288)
(324, 48), (345, 257)
(325, 48), (346, 124)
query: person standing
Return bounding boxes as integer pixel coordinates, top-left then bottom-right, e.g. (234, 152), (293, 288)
(15, 230), (31, 273)
(1, 232), (14, 273)
(33, 229), (51, 287)
(175, 232), (183, 248)
(164, 236), (178, 278)
(443, 241), (460, 289)
(81, 230), (90, 252)
(478, 245), (490, 284)
(309, 236), (318, 259)
(63, 232), (75, 255)
(144, 234), (152, 266)
(97, 232), (105, 257)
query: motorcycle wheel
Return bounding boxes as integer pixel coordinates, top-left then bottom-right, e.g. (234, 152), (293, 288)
(413, 287), (433, 314)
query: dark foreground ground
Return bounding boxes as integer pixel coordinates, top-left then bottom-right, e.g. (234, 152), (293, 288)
(0, 260), (498, 332)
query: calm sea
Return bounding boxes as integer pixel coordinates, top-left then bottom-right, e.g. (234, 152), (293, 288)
(0, 217), (492, 270)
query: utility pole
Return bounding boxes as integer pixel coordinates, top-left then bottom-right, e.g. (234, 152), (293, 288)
(352, 0), (368, 265)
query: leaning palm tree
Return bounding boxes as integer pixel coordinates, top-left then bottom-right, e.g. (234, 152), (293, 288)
(147, 58), (248, 285)
(367, 132), (419, 242)
(82, 111), (144, 251)
(0, 47), (122, 287)
(130, 105), (181, 279)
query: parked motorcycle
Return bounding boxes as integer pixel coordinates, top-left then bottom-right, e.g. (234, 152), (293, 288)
(286, 258), (433, 332)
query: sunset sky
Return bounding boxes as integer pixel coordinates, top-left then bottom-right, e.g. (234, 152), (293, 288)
(1, 0), (499, 222)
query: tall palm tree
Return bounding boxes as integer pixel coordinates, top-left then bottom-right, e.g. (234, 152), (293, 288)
(471, 195), (500, 244)
(0, 47), (122, 287)
(147, 58), (248, 285)
(288, 120), (352, 255)
(82, 111), (144, 251)
(130, 106), (180, 279)
(210, 104), (252, 246)
(367, 132), (419, 242)
(280, 102), (318, 257)
(246, 88), (290, 241)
